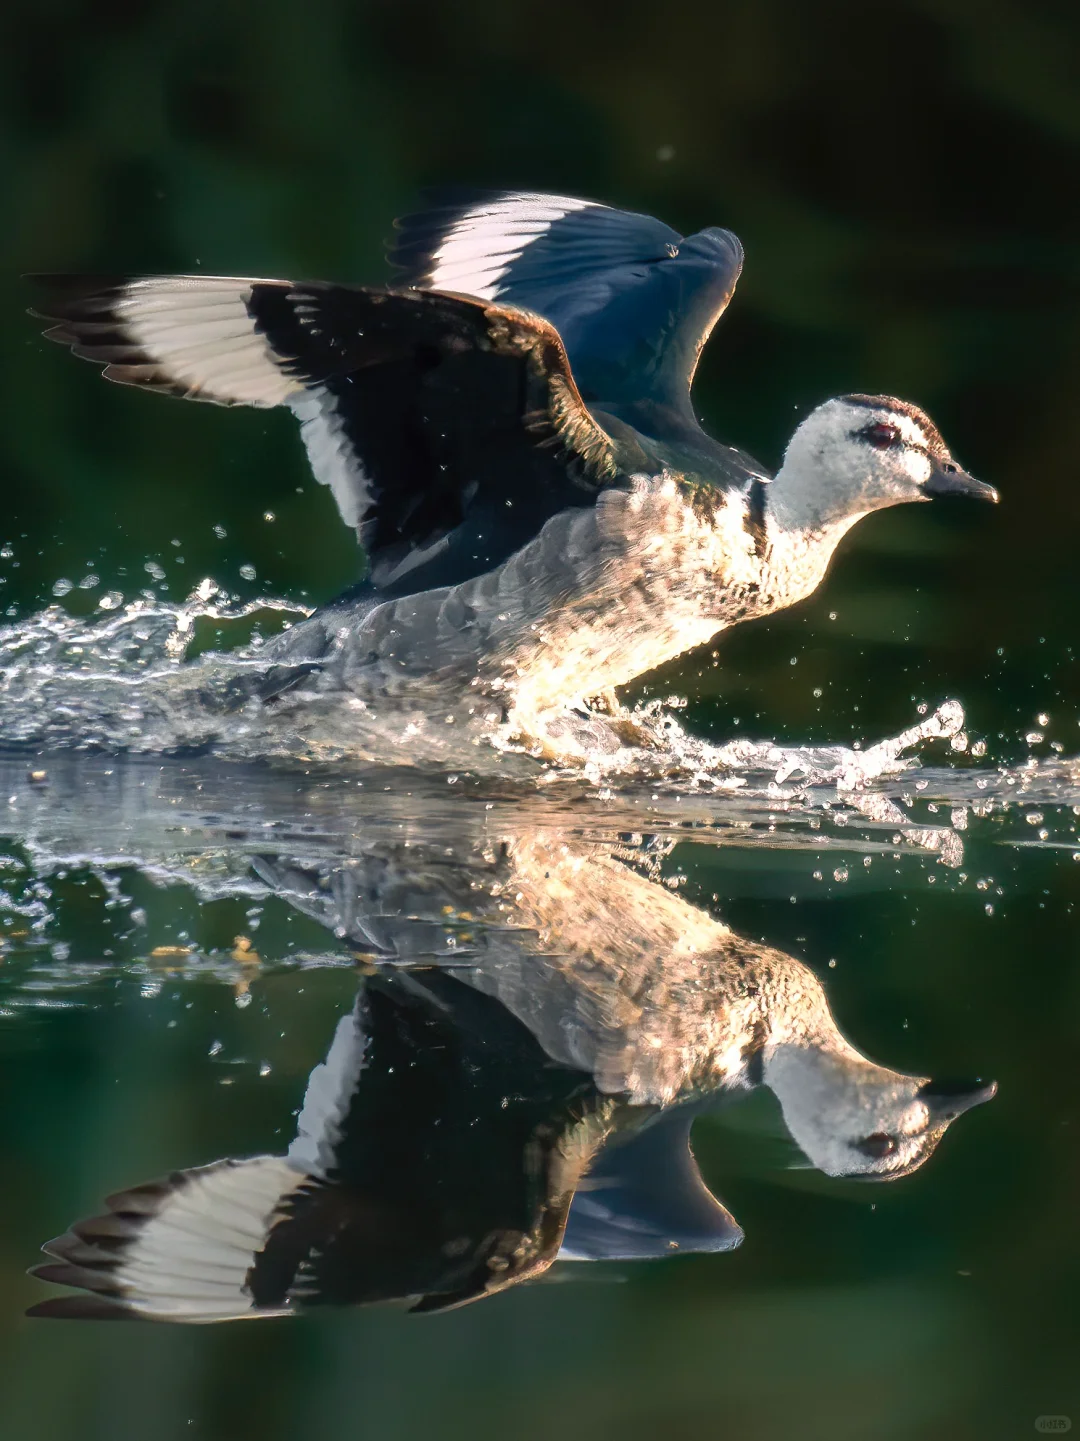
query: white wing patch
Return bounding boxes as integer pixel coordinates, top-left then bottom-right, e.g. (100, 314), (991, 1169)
(289, 387), (370, 533)
(105, 1157), (310, 1322)
(288, 1000), (369, 1177)
(425, 194), (593, 300)
(110, 276), (302, 406)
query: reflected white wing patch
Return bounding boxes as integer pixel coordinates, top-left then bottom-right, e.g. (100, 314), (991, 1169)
(288, 999), (369, 1176)
(42, 1157), (313, 1322)
(425, 194), (592, 300)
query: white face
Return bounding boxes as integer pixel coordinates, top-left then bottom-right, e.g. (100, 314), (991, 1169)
(768, 1046), (951, 1179)
(777, 397), (946, 529)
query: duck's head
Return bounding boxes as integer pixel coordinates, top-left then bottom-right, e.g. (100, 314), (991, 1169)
(770, 394), (998, 531)
(766, 1042), (997, 1179)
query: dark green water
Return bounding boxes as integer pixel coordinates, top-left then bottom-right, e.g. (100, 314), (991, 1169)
(1, 3), (1079, 1438)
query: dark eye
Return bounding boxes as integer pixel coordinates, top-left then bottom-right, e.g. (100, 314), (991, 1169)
(855, 1132), (897, 1160)
(863, 422), (901, 449)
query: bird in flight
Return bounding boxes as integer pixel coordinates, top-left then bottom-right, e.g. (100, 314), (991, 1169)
(29, 192), (998, 764)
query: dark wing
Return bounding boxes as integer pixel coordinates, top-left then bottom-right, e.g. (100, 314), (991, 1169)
(30, 277), (625, 592)
(389, 190), (744, 426)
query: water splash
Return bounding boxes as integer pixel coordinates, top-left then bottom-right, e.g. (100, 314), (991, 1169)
(0, 590), (1042, 818)
(0, 582), (311, 752)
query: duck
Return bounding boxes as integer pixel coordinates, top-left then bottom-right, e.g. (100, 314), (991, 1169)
(27, 812), (995, 1321)
(29, 191), (998, 765)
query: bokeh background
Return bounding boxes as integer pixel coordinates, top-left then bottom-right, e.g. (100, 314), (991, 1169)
(0, 2), (1078, 1438)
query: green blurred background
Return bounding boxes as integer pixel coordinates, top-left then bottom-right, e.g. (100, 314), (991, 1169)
(0, 1), (1078, 1438)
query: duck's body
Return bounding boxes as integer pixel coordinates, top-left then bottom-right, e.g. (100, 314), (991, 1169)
(30, 191), (996, 764)
(257, 469), (851, 758)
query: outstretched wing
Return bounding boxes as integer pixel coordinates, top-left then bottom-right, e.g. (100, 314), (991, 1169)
(30, 277), (625, 592)
(389, 190), (744, 425)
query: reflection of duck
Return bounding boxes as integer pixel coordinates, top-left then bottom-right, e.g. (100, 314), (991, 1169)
(31, 192), (996, 762)
(29, 819), (994, 1321)
(31, 974), (743, 1321)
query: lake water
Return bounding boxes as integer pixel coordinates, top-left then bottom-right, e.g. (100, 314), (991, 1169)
(0, 680), (1076, 1437)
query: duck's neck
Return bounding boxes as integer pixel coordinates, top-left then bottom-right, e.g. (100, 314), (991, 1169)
(765, 455), (877, 536)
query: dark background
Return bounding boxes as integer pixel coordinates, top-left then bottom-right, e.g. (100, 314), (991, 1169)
(0, 3), (1078, 1439)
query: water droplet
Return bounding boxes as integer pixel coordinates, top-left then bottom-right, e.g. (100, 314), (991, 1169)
(263, 512), (276, 523)
(208, 1040), (223, 1056)
(813, 687), (823, 698)
(51, 578), (73, 597)
(143, 560), (166, 581)
(971, 740), (987, 758)
(258, 1061), (272, 1077)
(239, 564), (256, 581)
(833, 865), (849, 883)
(1037, 713), (1050, 727)
(1026, 811), (1045, 826)
(98, 590), (123, 610)
(213, 524), (227, 539)
(1025, 731), (1044, 745)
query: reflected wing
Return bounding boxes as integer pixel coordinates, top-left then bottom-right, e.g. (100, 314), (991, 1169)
(27, 1156), (322, 1322)
(560, 1109), (743, 1261)
(27, 976), (601, 1322)
(30, 278), (622, 592)
(25, 998), (376, 1323)
(390, 190), (744, 420)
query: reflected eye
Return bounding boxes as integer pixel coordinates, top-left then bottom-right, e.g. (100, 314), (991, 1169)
(862, 422), (901, 449)
(855, 1132), (897, 1160)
